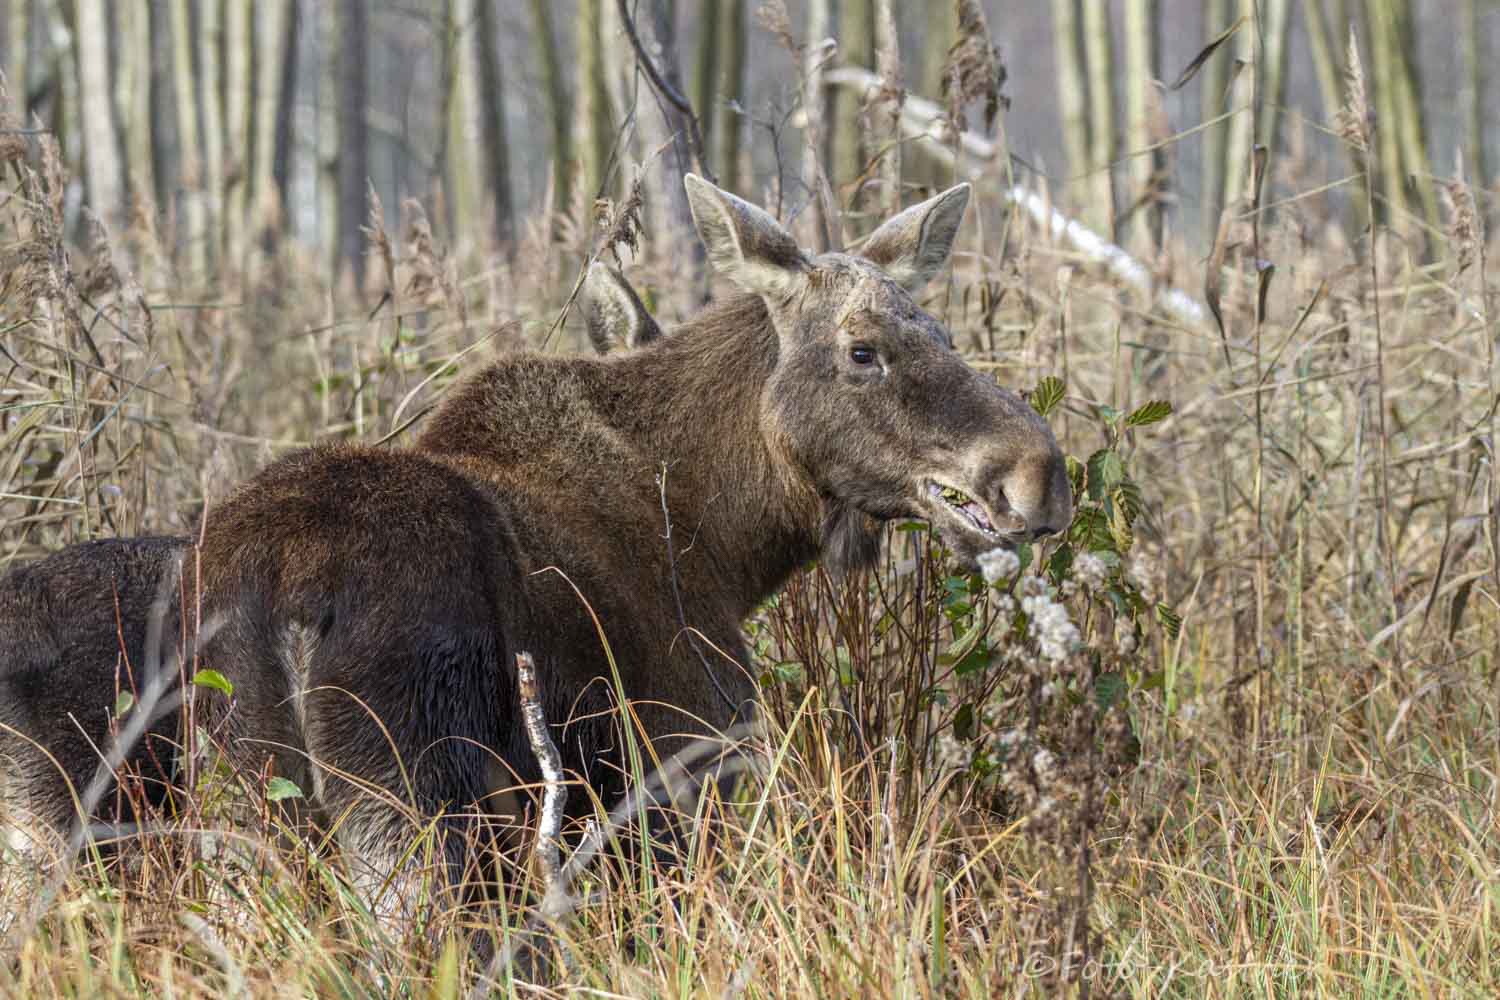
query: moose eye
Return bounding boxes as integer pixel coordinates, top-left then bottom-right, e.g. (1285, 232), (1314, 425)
(849, 345), (877, 366)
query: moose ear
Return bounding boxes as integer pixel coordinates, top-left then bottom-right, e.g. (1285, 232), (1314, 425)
(860, 183), (972, 291)
(583, 261), (662, 353)
(684, 174), (809, 298)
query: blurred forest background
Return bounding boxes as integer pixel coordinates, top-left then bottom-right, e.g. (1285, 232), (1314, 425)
(2, 0), (1495, 291)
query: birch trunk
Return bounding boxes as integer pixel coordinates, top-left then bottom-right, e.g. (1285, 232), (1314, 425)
(1051, 0), (1089, 212)
(1124, 0), (1162, 250)
(75, 0), (123, 228)
(223, 0), (252, 271)
(169, 0), (204, 276)
(872, 0), (901, 217)
(253, 0), (293, 242)
(7, 0), (29, 115)
(200, 0), (224, 274)
(1081, 0), (1115, 233)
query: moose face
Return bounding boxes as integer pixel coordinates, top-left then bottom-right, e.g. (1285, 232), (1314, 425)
(683, 176), (1073, 569)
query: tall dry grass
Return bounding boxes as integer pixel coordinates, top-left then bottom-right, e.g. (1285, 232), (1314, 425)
(1, 41), (1499, 997)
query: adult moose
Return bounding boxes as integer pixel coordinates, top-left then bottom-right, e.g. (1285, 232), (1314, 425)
(5, 177), (1072, 918)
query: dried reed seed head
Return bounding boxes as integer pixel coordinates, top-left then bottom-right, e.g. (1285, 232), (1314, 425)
(1441, 159), (1481, 275)
(362, 182), (395, 292)
(79, 210), (122, 301)
(943, 0), (1008, 134)
(754, 0), (797, 56)
(400, 197), (443, 306)
(598, 174), (646, 267)
(0, 75), (26, 166)
(1335, 26), (1372, 153)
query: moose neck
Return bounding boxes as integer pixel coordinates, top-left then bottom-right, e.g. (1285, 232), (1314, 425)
(602, 293), (824, 615)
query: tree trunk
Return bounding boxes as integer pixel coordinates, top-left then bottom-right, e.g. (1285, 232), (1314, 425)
(635, 0), (701, 304)
(8, 0), (30, 115)
(527, 0), (571, 213)
(1124, 0), (1163, 250)
(169, 0), (204, 276)
(1461, 0), (1486, 186)
(1386, 0), (1438, 234)
(473, 0), (513, 249)
(336, 0), (369, 285)
(200, 0), (224, 274)
(912, 0), (954, 190)
(576, 0), (613, 202)
(223, 0), (252, 271)
(872, 0), (901, 217)
(447, 0), (478, 252)
(1081, 0), (1115, 233)
(316, 0), (339, 273)
(1051, 0), (1089, 212)
(831, 0), (873, 200)
(715, 0), (746, 194)
(120, 0), (156, 216)
(75, 0), (123, 228)
(692, 0), (720, 156)
(1258, 0), (1291, 154)
(252, 0), (293, 245)
(272, 0), (300, 222)
(1364, 0), (1407, 227)
(801, 0), (839, 249)
(1200, 0), (1230, 238)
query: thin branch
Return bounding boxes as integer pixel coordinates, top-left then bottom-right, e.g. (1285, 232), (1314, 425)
(613, 0), (716, 185)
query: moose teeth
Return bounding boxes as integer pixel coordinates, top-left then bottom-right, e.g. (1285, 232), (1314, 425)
(929, 483), (998, 535)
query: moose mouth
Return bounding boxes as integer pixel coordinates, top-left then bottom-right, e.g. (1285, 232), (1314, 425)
(926, 482), (999, 537)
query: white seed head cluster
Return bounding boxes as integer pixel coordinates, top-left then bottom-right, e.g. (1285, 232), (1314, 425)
(933, 731), (974, 771)
(1072, 551), (1110, 592)
(977, 546), (1021, 584)
(1021, 583), (1081, 663)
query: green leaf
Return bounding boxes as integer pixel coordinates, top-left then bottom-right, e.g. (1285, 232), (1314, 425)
(1015, 542), (1034, 574)
(265, 777), (304, 802)
(1156, 603), (1183, 639)
(1126, 399), (1173, 427)
(942, 621), (986, 665)
(114, 691), (134, 717)
(1096, 404), (1123, 426)
(771, 660), (804, 685)
(1086, 449), (1125, 501)
(192, 669), (234, 697)
(1065, 454), (1087, 498)
(835, 647), (856, 688)
(1047, 543), (1074, 583)
(954, 643), (992, 677)
(953, 703), (976, 741)
(1070, 508), (1113, 551)
(1112, 479), (1145, 525)
(1030, 376), (1067, 417)
(1109, 498), (1135, 551)
(1094, 672), (1127, 711)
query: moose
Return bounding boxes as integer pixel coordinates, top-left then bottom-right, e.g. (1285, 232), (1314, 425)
(1, 176), (1072, 919)
(0, 262), (661, 861)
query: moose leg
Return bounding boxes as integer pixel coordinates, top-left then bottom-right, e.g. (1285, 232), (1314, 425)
(296, 623), (510, 937)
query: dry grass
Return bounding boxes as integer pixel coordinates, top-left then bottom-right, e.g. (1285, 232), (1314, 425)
(2, 75), (1499, 998)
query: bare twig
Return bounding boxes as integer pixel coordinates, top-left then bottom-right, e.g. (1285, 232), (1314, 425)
(613, 0), (715, 185)
(515, 652), (567, 907)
